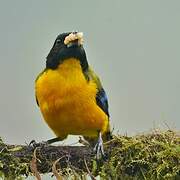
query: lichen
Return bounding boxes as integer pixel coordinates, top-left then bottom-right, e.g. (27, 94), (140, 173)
(0, 130), (179, 179)
(0, 139), (29, 179)
(99, 130), (180, 180)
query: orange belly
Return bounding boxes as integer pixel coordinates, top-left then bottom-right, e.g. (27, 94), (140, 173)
(35, 58), (109, 140)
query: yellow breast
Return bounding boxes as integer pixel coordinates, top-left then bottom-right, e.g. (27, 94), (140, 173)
(35, 58), (108, 139)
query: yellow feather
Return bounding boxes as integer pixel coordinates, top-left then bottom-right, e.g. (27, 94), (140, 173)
(35, 58), (109, 140)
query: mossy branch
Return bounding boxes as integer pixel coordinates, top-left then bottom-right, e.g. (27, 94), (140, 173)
(0, 130), (180, 179)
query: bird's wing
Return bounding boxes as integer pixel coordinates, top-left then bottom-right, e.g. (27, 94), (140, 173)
(84, 67), (110, 117)
(35, 69), (46, 106)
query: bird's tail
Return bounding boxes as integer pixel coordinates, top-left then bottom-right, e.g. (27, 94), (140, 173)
(102, 129), (113, 142)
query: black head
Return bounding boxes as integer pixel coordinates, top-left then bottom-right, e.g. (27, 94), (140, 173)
(46, 32), (88, 71)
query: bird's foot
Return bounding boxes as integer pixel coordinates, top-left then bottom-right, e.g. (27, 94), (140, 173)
(79, 136), (90, 146)
(28, 140), (49, 149)
(93, 132), (105, 159)
(28, 137), (63, 150)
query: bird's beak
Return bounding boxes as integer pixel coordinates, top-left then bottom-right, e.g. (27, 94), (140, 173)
(64, 32), (84, 48)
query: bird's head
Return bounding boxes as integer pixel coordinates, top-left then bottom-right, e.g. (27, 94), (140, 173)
(46, 31), (88, 71)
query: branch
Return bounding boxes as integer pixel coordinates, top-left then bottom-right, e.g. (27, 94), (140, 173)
(0, 130), (179, 179)
(0, 141), (96, 178)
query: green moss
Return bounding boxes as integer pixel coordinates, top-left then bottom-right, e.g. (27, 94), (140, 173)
(100, 130), (180, 180)
(0, 140), (29, 180)
(0, 130), (179, 179)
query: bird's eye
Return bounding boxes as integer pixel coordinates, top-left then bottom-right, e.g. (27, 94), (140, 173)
(56, 39), (61, 45)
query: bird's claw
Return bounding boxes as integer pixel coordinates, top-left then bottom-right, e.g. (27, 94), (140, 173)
(28, 140), (49, 149)
(93, 132), (105, 159)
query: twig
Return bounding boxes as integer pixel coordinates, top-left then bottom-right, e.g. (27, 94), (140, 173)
(30, 148), (41, 180)
(84, 158), (96, 180)
(52, 157), (65, 180)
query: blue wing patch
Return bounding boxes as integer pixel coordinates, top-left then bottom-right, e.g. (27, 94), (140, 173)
(96, 88), (110, 117)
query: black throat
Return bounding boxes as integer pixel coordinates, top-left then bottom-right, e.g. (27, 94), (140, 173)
(46, 46), (89, 72)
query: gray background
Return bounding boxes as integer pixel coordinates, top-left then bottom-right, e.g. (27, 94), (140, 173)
(0, 0), (180, 147)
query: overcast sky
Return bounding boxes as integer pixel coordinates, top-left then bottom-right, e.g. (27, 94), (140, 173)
(0, 0), (180, 148)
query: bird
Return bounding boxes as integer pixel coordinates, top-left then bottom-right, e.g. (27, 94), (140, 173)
(35, 32), (111, 158)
